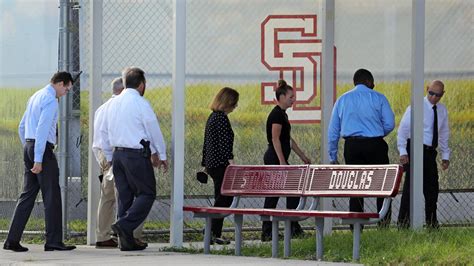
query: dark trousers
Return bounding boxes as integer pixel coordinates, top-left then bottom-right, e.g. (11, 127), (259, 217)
(261, 148), (302, 237)
(112, 150), (156, 237)
(344, 137), (391, 226)
(207, 166), (234, 238)
(7, 141), (63, 244)
(398, 140), (439, 228)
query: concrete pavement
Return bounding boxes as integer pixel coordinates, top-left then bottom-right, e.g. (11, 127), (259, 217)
(0, 242), (359, 266)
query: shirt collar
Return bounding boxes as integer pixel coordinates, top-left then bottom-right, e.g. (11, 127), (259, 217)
(354, 84), (371, 91)
(46, 84), (56, 97)
(276, 105), (286, 113)
(124, 88), (140, 96)
(424, 96), (435, 107)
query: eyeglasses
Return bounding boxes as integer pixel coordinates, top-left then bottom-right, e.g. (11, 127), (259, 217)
(428, 91), (444, 97)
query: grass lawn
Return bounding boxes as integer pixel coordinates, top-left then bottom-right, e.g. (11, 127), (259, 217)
(168, 227), (474, 264)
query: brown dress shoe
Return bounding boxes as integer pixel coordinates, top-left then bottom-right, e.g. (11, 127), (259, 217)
(135, 238), (148, 248)
(96, 238), (118, 248)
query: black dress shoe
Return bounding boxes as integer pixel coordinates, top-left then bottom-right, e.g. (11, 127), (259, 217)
(44, 243), (76, 251)
(211, 237), (231, 245)
(3, 241), (28, 252)
(111, 223), (144, 251)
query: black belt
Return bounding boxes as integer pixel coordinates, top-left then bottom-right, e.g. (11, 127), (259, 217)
(25, 139), (55, 149)
(423, 145), (437, 151)
(114, 147), (143, 153)
(343, 136), (383, 140)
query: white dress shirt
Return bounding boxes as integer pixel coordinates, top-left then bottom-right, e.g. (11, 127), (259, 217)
(92, 95), (116, 164)
(397, 97), (450, 160)
(103, 88), (167, 161)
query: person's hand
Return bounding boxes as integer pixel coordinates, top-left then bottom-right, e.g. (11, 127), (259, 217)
(330, 160), (339, 165)
(279, 161), (289, 165)
(228, 159), (235, 165)
(103, 161), (112, 171)
(441, 160), (450, 170)
(151, 153), (160, 167)
(157, 160), (169, 173)
(31, 163), (42, 174)
(400, 155), (409, 165)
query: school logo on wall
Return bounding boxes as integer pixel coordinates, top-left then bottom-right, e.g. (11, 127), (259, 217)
(261, 15), (336, 124)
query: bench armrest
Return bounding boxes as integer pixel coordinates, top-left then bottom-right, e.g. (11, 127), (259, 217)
(230, 196), (240, 208)
(308, 197), (320, 210)
(368, 197), (392, 224)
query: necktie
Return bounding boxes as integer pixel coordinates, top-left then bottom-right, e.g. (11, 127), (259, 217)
(432, 105), (438, 148)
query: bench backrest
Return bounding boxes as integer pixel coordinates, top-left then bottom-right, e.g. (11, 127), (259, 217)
(304, 164), (403, 197)
(221, 165), (308, 197)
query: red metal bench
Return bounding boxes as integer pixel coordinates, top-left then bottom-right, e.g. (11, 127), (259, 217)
(183, 164), (403, 261)
(184, 165), (309, 254)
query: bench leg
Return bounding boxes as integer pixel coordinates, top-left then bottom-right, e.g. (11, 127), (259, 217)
(315, 217), (324, 260)
(352, 223), (361, 261)
(204, 217), (212, 254)
(272, 220), (279, 258)
(234, 214), (243, 256)
(284, 220), (291, 257)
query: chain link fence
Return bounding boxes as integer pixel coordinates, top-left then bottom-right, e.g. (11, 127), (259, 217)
(1, 0), (472, 243)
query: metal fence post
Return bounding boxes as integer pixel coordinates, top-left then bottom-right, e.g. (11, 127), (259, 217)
(58, 0), (71, 240)
(321, 0), (335, 236)
(410, 0), (425, 230)
(87, 0), (103, 245)
(170, 0), (186, 247)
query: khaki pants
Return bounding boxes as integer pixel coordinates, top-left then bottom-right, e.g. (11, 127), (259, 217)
(96, 150), (144, 242)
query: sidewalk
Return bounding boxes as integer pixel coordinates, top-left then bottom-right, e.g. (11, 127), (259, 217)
(0, 241), (359, 266)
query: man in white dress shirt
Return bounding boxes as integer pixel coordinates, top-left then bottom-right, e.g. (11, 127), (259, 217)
(92, 77), (145, 248)
(103, 67), (168, 251)
(397, 80), (450, 229)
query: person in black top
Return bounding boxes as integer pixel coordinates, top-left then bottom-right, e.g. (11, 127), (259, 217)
(201, 87), (239, 245)
(261, 80), (311, 242)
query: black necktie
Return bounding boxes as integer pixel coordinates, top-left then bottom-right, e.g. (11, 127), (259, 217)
(432, 105), (438, 148)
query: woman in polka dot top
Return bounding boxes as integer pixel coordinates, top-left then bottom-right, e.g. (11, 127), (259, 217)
(201, 87), (239, 245)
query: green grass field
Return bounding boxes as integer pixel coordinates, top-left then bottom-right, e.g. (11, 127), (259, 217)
(178, 227), (474, 264)
(0, 80), (473, 198)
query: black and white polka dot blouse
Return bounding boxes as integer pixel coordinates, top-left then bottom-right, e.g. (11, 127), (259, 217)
(201, 111), (234, 169)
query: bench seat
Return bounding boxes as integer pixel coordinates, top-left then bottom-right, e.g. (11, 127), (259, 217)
(263, 209), (379, 219)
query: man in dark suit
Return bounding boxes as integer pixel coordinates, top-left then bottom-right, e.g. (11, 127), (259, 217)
(3, 72), (77, 252)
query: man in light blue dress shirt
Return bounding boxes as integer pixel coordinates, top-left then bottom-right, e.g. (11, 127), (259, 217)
(328, 69), (395, 228)
(3, 72), (76, 252)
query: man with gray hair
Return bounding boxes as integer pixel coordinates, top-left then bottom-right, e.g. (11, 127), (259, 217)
(92, 77), (145, 248)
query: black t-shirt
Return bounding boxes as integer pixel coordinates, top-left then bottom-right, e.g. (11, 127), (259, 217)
(266, 105), (291, 159)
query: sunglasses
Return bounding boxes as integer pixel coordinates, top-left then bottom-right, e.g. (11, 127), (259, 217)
(428, 91), (444, 97)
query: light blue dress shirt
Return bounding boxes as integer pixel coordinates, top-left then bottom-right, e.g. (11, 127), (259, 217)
(18, 84), (58, 163)
(328, 84), (395, 162)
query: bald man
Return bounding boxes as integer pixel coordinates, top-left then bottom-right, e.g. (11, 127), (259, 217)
(397, 80), (450, 229)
